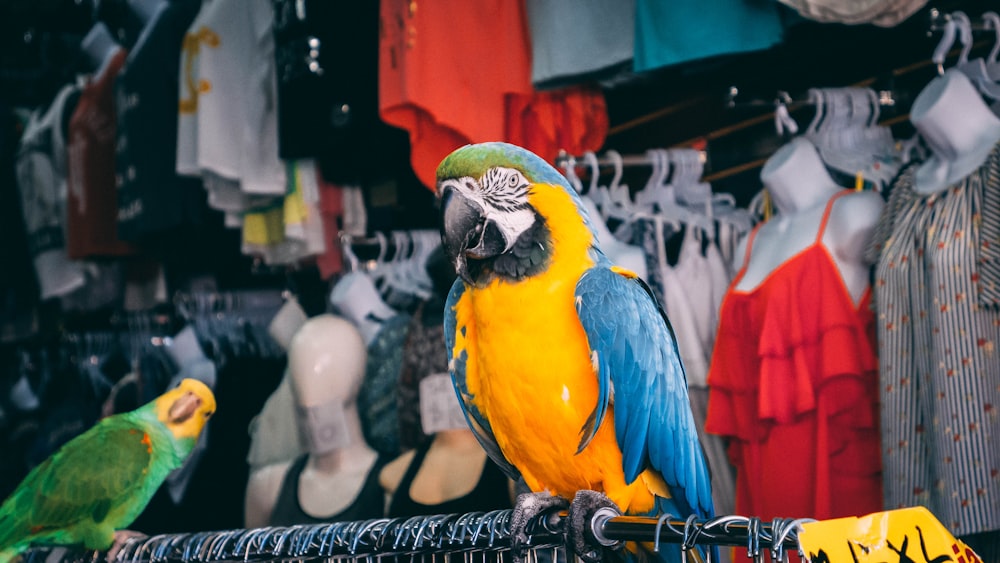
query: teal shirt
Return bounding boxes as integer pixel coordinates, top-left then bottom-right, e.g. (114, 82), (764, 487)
(635, 0), (786, 72)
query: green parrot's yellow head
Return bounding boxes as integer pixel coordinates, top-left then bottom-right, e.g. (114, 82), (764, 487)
(153, 378), (216, 443)
(436, 142), (597, 287)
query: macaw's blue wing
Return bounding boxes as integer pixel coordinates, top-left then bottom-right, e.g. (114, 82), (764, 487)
(574, 266), (714, 519)
(444, 279), (522, 482)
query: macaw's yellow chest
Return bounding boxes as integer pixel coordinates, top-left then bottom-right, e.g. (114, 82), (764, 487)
(452, 266), (630, 499)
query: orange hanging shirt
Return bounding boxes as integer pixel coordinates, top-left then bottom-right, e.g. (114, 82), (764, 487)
(379, 0), (607, 190)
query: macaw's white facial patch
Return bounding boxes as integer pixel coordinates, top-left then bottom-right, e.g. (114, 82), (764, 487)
(420, 373), (468, 434)
(298, 400), (350, 454)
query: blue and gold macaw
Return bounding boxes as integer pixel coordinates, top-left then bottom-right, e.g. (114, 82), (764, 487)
(438, 142), (714, 563)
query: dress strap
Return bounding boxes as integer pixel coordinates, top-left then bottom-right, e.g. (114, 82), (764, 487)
(816, 190), (850, 243)
(734, 222), (764, 282)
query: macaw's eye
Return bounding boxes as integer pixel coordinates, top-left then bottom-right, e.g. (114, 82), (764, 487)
(508, 174), (520, 187)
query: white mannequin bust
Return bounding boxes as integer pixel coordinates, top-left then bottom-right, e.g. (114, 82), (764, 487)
(245, 297), (310, 474)
(734, 137), (883, 305)
(910, 69), (1000, 195)
(268, 297), (308, 351)
(244, 314), (378, 528)
(379, 374), (505, 511)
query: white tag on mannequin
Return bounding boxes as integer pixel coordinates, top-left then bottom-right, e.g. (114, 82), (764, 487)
(419, 373), (468, 435)
(298, 400), (350, 454)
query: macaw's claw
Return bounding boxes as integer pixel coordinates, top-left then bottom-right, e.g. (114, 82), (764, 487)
(510, 492), (570, 563)
(567, 490), (622, 563)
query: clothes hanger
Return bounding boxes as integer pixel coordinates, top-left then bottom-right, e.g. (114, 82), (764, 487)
(932, 17), (959, 76)
(952, 11), (1000, 100)
(563, 155), (584, 194)
(600, 150), (634, 228)
(985, 12), (1000, 81)
(633, 148), (668, 213)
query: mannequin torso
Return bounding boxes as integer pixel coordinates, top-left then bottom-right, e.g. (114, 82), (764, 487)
(379, 429), (488, 507)
(734, 137), (883, 305)
(909, 69), (1000, 194)
(379, 372), (513, 514)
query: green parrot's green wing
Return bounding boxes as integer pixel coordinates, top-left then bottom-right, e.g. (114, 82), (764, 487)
(1, 414), (164, 550)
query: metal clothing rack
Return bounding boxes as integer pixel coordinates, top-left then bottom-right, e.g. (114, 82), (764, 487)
(725, 86), (898, 110)
(554, 149), (708, 172)
(22, 510), (812, 563)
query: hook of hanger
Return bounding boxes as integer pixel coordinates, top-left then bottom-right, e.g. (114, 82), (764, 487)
(932, 17), (958, 75)
(986, 12), (1000, 79)
(605, 150), (625, 193)
(953, 11), (973, 65)
(582, 151), (600, 196)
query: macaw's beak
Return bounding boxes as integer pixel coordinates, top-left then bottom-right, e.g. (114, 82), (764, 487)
(440, 187), (505, 284)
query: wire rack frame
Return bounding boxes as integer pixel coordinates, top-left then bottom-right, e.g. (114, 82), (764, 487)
(21, 510), (812, 563)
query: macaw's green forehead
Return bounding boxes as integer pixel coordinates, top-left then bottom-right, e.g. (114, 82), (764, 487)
(435, 142), (570, 189)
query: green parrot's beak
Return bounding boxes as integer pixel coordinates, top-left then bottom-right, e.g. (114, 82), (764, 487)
(441, 188), (505, 284)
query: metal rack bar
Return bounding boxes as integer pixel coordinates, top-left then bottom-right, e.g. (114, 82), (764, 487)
(22, 510), (810, 563)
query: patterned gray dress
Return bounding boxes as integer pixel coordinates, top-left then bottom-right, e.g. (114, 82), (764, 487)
(868, 142), (1000, 541)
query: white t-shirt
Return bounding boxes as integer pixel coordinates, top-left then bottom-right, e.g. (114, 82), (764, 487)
(176, 0), (285, 196)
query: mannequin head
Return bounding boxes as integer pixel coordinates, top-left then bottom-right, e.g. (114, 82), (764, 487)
(760, 137), (840, 215)
(268, 297), (308, 351)
(910, 69), (1000, 162)
(288, 314), (368, 456)
(288, 314), (367, 408)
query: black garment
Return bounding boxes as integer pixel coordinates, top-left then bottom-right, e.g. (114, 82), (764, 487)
(271, 0), (412, 187)
(114, 0), (205, 241)
(0, 104), (39, 341)
(388, 440), (512, 518)
(270, 453), (387, 525)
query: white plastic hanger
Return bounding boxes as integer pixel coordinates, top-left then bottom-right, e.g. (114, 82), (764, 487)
(985, 12), (1000, 81)
(932, 17), (959, 76)
(952, 11), (1000, 100)
(563, 155), (584, 193)
(601, 150), (634, 227)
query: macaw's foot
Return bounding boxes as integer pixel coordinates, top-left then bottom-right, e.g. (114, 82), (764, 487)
(566, 490), (622, 563)
(106, 530), (147, 562)
(510, 491), (569, 563)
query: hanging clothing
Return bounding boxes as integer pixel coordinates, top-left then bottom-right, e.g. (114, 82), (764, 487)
(175, 0), (285, 197)
(396, 302), (447, 451)
(358, 313), (412, 458)
(115, 0), (205, 242)
(706, 190), (882, 522)
(66, 48), (136, 259)
(378, 0), (607, 190)
(269, 454), (387, 525)
(1, 104), (39, 341)
(633, 0), (785, 73)
(776, 0), (928, 27)
(387, 440), (512, 518)
(868, 143), (1000, 538)
(15, 84), (87, 299)
(271, 0), (414, 190)
(524, 0), (635, 89)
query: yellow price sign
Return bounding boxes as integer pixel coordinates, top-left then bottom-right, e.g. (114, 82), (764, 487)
(798, 507), (982, 563)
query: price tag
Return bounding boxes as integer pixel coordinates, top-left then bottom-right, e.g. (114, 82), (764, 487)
(799, 506), (982, 563)
(420, 373), (468, 434)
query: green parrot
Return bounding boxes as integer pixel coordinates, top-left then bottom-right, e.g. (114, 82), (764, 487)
(0, 378), (216, 563)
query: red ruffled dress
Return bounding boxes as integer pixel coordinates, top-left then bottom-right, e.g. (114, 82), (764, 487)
(706, 191), (882, 522)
